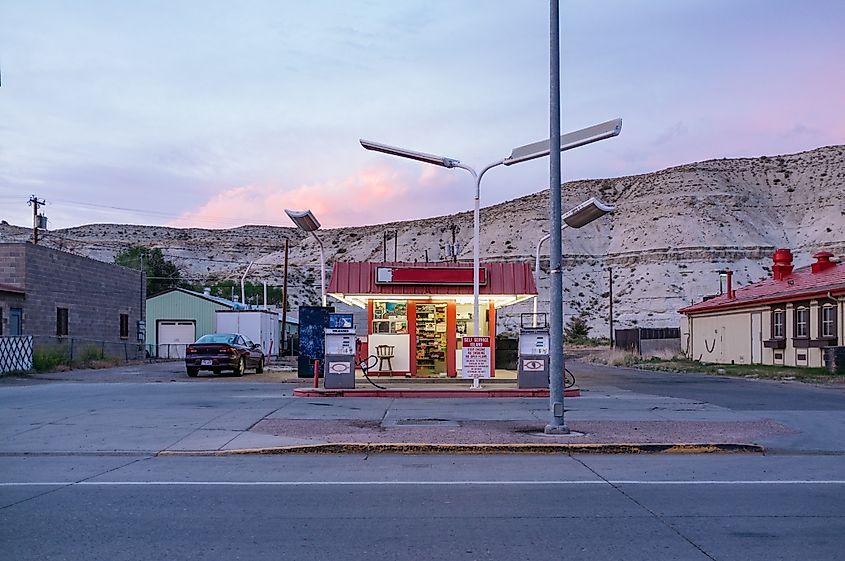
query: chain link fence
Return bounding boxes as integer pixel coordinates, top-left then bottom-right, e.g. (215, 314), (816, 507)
(19, 335), (146, 372)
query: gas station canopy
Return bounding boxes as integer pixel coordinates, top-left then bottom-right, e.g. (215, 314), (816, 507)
(327, 261), (537, 309)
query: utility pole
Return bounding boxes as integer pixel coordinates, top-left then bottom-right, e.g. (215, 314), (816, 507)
(28, 195), (46, 244)
(608, 266), (614, 348)
(384, 230), (398, 262)
(450, 224), (459, 262)
(281, 238), (289, 356)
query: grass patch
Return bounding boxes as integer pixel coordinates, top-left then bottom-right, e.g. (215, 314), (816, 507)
(30, 343), (124, 373)
(635, 358), (839, 383)
(583, 350), (843, 384)
(32, 345), (70, 372)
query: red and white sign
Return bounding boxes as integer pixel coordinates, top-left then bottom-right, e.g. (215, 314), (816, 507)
(376, 266), (487, 286)
(461, 336), (491, 379)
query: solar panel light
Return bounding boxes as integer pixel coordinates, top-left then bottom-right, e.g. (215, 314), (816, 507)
(561, 196), (615, 228)
(359, 139), (460, 168)
(503, 118), (623, 166)
(284, 209), (321, 232)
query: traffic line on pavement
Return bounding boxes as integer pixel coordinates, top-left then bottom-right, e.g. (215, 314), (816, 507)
(2, 480), (845, 487)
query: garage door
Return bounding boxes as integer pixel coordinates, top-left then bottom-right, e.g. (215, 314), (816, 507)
(157, 321), (196, 359)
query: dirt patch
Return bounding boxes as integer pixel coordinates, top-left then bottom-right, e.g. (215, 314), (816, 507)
(252, 418), (795, 446)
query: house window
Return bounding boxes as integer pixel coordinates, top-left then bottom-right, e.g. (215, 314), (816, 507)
(772, 309), (785, 338)
(822, 306), (836, 338)
(795, 307), (809, 338)
(120, 314), (129, 339)
(56, 307), (69, 337)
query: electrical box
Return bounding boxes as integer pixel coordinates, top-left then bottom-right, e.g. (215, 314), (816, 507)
(518, 313), (550, 389)
(324, 313), (356, 389)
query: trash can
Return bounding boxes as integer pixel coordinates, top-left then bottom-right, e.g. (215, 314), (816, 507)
(823, 346), (845, 375)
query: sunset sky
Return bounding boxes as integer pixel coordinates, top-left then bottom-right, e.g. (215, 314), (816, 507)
(1, 1), (843, 230)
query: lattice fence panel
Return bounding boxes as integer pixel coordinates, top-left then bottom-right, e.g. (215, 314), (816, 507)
(0, 336), (33, 373)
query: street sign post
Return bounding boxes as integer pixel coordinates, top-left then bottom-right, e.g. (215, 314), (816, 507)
(461, 336), (491, 388)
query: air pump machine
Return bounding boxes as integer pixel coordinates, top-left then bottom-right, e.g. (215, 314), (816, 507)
(517, 313), (550, 389)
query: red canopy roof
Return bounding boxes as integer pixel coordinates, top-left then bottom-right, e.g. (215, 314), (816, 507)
(680, 260), (845, 314)
(328, 261), (537, 296)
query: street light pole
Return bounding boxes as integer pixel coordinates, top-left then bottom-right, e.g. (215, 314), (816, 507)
(284, 209), (326, 307)
(361, 123), (620, 390)
(534, 232), (552, 327)
(546, 0), (566, 433)
(451, 160), (504, 338)
(360, 122), (620, 336)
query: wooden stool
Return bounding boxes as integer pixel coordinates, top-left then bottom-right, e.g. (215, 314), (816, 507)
(375, 345), (394, 372)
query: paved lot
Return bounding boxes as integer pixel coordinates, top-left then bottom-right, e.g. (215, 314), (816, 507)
(2, 360), (845, 452)
(2, 361), (844, 560)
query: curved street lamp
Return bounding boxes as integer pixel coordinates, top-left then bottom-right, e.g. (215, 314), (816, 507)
(285, 208), (326, 307)
(533, 196), (615, 326)
(360, 118), (622, 339)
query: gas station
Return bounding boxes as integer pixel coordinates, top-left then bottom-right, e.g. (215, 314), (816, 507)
(327, 260), (537, 379)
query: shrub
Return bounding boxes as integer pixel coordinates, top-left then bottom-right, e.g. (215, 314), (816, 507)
(32, 345), (69, 372)
(564, 316), (591, 344)
(79, 345), (105, 362)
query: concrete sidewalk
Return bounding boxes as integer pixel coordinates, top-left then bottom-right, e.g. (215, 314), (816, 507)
(2, 360), (838, 455)
(210, 388), (783, 454)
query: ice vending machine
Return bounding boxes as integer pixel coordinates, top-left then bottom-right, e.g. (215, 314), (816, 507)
(517, 313), (550, 389)
(324, 313), (356, 389)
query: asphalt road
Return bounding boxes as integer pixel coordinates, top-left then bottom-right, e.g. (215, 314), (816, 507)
(2, 454), (844, 561)
(574, 361), (845, 411)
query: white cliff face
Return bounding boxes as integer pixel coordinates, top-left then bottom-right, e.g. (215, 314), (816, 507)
(2, 145), (843, 335)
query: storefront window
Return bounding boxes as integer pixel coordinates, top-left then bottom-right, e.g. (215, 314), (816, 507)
(373, 301), (407, 334)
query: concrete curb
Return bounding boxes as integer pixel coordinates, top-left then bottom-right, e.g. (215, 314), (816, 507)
(158, 442), (765, 456)
(292, 387), (581, 398)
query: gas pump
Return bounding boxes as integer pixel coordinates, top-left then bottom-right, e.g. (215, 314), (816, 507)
(518, 313), (550, 389)
(324, 313), (356, 389)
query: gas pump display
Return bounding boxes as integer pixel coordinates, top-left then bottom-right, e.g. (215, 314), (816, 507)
(518, 313), (550, 389)
(324, 313), (357, 389)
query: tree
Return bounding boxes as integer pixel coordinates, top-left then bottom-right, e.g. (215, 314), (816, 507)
(114, 246), (182, 296)
(564, 315), (592, 344)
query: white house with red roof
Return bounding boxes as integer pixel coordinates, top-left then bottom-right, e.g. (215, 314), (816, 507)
(679, 249), (844, 368)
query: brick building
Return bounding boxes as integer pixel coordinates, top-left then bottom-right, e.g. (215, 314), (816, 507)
(0, 243), (145, 357)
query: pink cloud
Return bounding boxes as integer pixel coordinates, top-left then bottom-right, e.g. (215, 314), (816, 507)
(170, 162), (467, 229)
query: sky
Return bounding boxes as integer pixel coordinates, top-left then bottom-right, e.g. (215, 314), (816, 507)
(0, 0), (843, 231)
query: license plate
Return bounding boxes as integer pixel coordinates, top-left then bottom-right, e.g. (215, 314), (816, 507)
(201, 360), (213, 366)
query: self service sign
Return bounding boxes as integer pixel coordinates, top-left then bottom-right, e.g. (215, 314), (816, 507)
(461, 336), (491, 379)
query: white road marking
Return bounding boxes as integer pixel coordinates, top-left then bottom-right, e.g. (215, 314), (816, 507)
(2, 480), (845, 487)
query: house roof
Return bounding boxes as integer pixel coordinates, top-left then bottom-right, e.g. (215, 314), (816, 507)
(680, 259), (845, 315)
(328, 261), (537, 296)
(148, 287), (241, 309)
(148, 288), (298, 322)
(0, 282), (25, 295)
